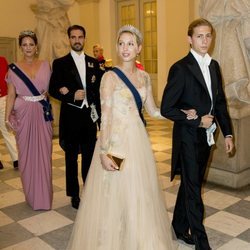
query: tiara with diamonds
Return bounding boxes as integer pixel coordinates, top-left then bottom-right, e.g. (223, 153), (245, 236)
(117, 25), (143, 45)
(19, 30), (36, 37)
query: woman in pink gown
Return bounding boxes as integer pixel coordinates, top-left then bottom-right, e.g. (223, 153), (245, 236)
(5, 31), (53, 210)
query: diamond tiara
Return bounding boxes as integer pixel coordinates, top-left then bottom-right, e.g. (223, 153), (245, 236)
(19, 30), (36, 37)
(117, 25), (143, 45)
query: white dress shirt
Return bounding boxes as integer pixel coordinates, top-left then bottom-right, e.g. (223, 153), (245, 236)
(190, 49), (232, 142)
(70, 50), (88, 108)
(191, 49), (217, 145)
(191, 48), (213, 110)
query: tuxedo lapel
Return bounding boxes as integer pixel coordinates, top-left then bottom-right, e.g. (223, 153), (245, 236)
(85, 55), (95, 87)
(66, 54), (83, 89)
(209, 61), (218, 113)
(186, 53), (210, 98)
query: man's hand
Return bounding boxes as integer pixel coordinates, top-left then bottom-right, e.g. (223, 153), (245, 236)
(225, 137), (234, 153)
(181, 109), (198, 120)
(59, 87), (69, 95)
(74, 89), (85, 101)
(200, 114), (214, 128)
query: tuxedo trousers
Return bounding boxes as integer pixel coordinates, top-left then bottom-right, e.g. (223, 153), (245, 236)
(172, 128), (211, 250)
(63, 107), (97, 198)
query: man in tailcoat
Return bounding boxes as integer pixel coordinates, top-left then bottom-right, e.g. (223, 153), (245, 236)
(49, 25), (101, 209)
(161, 18), (234, 250)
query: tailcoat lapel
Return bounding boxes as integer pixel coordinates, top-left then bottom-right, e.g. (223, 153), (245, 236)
(186, 53), (210, 95)
(85, 56), (95, 88)
(67, 54), (83, 89)
(209, 61), (218, 113)
(186, 53), (215, 107)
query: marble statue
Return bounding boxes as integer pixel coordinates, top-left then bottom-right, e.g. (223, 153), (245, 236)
(200, 0), (250, 118)
(31, 0), (75, 136)
(31, 0), (75, 62)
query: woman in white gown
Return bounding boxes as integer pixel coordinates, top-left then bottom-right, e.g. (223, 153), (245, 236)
(67, 25), (178, 250)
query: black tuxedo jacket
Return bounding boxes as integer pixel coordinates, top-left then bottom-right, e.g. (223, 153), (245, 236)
(161, 52), (232, 180)
(49, 53), (102, 147)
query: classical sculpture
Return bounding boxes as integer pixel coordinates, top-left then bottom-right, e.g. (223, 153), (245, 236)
(200, 0), (250, 118)
(31, 0), (75, 62)
(31, 0), (76, 136)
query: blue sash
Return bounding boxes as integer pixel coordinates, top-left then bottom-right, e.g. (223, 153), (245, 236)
(9, 63), (53, 121)
(112, 67), (146, 126)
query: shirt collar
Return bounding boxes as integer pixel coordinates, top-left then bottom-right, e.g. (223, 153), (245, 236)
(71, 50), (85, 60)
(190, 48), (211, 66)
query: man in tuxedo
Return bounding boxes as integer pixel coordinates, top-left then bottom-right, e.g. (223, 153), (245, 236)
(161, 18), (234, 250)
(49, 25), (101, 209)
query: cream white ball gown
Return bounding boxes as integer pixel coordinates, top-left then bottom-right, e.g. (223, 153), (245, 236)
(67, 68), (178, 250)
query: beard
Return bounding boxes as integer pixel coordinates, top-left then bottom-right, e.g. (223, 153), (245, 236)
(71, 43), (83, 52)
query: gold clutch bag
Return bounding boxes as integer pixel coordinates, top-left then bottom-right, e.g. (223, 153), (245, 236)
(107, 153), (125, 170)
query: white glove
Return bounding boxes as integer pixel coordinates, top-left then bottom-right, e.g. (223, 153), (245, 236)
(206, 123), (217, 146)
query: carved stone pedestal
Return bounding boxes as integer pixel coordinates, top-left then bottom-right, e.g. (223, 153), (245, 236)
(207, 116), (250, 189)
